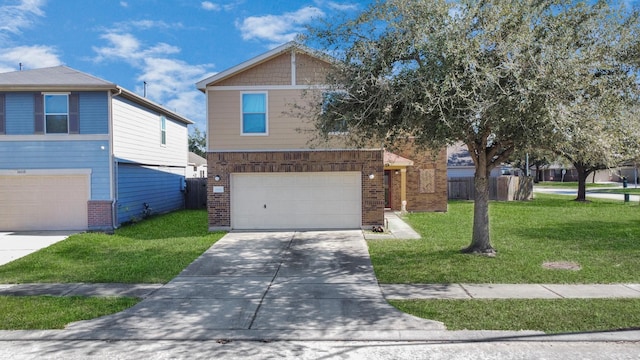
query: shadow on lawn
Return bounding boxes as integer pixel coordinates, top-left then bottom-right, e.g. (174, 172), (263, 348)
(511, 219), (640, 252)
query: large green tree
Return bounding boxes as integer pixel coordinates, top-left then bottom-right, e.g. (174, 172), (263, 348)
(188, 126), (207, 158)
(306, 0), (640, 255)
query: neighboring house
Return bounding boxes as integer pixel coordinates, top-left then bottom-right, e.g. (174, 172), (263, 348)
(187, 152), (207, 178)
(447, 142), (507, 178)
(0, 66), (192, 232)
(196, 42), (447, 231)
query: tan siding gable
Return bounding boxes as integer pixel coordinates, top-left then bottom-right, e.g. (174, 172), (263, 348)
(216, 53), (292, 86)
(296, 53), (332, 85)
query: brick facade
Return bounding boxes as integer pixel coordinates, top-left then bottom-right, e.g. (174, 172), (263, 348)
(388, 147), (448, 212)
(207, 150), (384, 230)
(88, 200), (114, 232)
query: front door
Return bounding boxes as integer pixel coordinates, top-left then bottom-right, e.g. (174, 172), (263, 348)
(384, 170), (392, 208)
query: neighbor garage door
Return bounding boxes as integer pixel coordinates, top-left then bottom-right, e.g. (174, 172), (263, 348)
(231, 172), (361, 230)
(0, 175), (89, 231)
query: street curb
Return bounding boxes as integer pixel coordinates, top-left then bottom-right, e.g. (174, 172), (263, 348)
(0, 329), (638, 342)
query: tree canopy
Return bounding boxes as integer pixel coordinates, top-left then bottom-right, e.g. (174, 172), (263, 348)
(188, 126), (207, 158)
(306, 0), (640, 254)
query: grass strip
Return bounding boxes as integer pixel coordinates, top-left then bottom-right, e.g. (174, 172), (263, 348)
(588, 188), (640, 195)
(0, 296), (139, 330)
(390, 298), (640, 333)
(535, 182), (616, 188)
(0, 210), (225, 284)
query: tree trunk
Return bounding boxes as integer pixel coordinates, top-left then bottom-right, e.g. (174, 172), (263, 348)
(462, 160), (496, 256)
(575, 164), (588, 202)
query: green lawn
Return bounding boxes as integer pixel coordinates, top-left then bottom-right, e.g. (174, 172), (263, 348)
(0, 296), (139, 330)
(390, 298), (640, 333)
(368, 194), (640, 284)
(535, 181), (618, 188)
(589, 188), (640, 195)
(0, 210), (224, 329)
(0, 210), (224, 283)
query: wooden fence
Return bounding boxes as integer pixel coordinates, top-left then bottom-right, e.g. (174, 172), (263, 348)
(448, 176), (533, 201)
(185, 178), (208, 209)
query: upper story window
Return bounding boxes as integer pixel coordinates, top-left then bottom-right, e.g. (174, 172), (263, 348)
(44, 94), (69, 134)
(322, 91), (348, 135)
(241, 92), (267, 135)
(160, 116), (167, 145)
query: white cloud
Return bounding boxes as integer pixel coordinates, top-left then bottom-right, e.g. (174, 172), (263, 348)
(237, 6), (325, 44)
(111, 19), (183, 32)
(92, 31), (213, 128)
(314, 0), (360, 11)
(0, 45), (61, 73)
(120, 1), (128, 7)
(201, 1), (220, 11)
(0, 0), (46, 40)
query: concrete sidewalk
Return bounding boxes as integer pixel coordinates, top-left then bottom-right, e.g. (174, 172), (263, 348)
(382, 283), (640, 299)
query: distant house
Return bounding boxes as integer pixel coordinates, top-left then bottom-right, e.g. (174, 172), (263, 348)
(187, 152), (207, 178)
(447, 142), (513, 178)
(0, 66), (192, 231)
(196, 42), (447, 231)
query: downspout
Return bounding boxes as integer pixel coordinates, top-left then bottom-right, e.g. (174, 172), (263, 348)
(109, 87), (123, 230)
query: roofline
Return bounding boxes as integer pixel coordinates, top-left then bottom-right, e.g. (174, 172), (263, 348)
(114, 86), (193, 125)
(196, 41), (332, 91)
(0, 84), (116, 92)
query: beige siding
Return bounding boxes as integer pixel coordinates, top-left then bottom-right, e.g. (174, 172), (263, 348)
(112, 97), (188, 167)
(208, 89), (349, 150)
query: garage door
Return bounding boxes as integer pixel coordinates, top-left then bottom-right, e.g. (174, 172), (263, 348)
(231, 172), (361, 230)
(0, 175), (89, 231)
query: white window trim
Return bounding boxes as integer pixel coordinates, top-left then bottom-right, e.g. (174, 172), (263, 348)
(43, 93), (70, 135)
(160, 115), (167, 146)
(240, 91), (269, 136)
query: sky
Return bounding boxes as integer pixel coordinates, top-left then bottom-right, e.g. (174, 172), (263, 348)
(0, 0), (371, 131)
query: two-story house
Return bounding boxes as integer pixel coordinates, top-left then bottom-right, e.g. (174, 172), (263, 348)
(0, 66), (192, 232)
(197, 42), (447, 231)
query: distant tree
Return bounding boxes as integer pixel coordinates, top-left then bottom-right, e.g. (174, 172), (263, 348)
(550, 106), (640, 200)
(188, 126), (206, 158)
(306, 0), (640, 255)
(508, 148), (554, 183)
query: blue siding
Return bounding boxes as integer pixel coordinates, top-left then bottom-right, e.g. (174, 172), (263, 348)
(116, 163), (185, 225)
(5, 93), (34, 134)
(3, 92), (109, 135)
(79, 92), (109, 134)
(0, 141), (111, 200)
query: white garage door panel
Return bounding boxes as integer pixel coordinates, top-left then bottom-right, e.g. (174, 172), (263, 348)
(231, 172), (361, 230)
(0, 175), (89, 231)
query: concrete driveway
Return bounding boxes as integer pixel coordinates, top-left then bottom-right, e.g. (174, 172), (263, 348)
(65, 230), (444, 340)
(0, 231), (76, 266)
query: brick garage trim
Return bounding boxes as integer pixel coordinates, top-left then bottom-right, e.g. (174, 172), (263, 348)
(207, 150), (384, 230)
(88, 200), (114, 232)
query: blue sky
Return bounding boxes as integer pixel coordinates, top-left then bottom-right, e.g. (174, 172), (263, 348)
(0, 0), (371, 131)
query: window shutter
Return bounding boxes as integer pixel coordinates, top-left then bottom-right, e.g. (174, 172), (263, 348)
(0, 94), (5, 134)
(69, 92), (79, 134)
(34, 94), (44, 134)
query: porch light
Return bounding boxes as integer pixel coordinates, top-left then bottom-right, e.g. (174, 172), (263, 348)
(214, 175), (221, 181)
(369, 173), (375, 180)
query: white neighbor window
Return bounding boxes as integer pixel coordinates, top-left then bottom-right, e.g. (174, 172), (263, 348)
(44, 93), (69, 134)
(160, 115), (166, 146)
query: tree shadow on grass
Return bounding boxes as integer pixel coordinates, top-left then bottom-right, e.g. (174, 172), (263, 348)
(510, 219), (640, 252)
